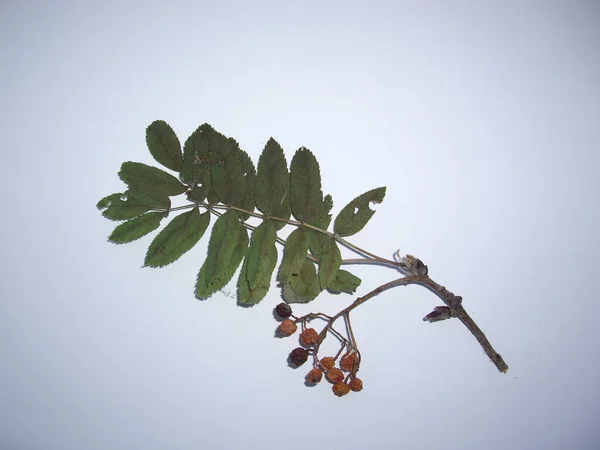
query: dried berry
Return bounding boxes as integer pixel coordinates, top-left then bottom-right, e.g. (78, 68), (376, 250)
(279, 319), (297, 336)
(340, 352), (358, 372)
(300, 328), (319, 346)
(325, 367), (344, 384)
(332, 382), (351, 397)
(348, 377), (363, 392)
(320, 357), (335, 370)
(275, 302), (292, 319)
(306, 368), (323, 384)
(289, 347), (309, 366)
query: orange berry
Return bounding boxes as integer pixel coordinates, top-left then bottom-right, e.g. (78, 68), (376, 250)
(326, 368), (344, 384)
(300, 328), (319, 346)
(348, 377), (363, 392)
(340, 352), (358, 372)
(279, 319), (297, 336)
(306, 368), (323, 384)
(320, 357), (335, 370)
(332, 382), (351, 397)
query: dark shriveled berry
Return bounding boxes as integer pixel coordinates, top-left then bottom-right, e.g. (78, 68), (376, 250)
(289, 347), (309, 366)
(275, 302), (293, 319)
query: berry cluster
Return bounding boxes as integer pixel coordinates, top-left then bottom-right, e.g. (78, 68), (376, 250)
(275, 302), (364, 397)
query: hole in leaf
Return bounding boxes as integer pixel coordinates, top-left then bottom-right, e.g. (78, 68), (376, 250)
(369, 200), (380, 211)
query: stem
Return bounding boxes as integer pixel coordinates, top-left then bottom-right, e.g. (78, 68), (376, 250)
(202, 202), (404, 269)
(323, 274), (508, 373)
(178, 200), (508, 373)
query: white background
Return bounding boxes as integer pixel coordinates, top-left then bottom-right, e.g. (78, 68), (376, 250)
(2, 1), (599, 449)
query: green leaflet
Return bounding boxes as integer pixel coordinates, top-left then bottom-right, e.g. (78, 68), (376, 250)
(238, 231), (276, 306)
(181, 124), (212, 187)
(144, 207), (210, 268)
(238, 272), (270, 305)
(119, 161), (186, 197)
(245, 220), (277, 290)
(186, 186), (206, 203)
(108, 211), (166, 244)
(307, 193), (334, 266)
(210, 138), (247, 205)
(333, 187), (386, 237)
(145, 120), (182, 172)
(309, 232), (341, 289)
(204, 210), (244, 288)
(278, 227), (310, 284)
(282, 259), (321, 304)
(289, 148), (323, 223)
(313, 194), (334, 230)
(232, 149), (256, 221)
(255, 138), (289, 219)
(196, 218), (248, 299)
(97, 190), (170, 221)
(327, 269), (362, 294)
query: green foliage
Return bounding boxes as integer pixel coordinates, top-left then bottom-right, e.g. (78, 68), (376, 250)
(146, 120), (182, 172)
(285, 259), (321, 303)
(232, 149), (256, 222)
(327, 269), (362, 294)
(278, 228), (311, 285)
(97, 190), (170, 221)
(196, 212), (248, 299)
(144, 208), (210, 268)
(108, 211), (167, 244)
(244, 220), (278, 290)
(290, 148), (323, 223)
(119, 161), (186, 197)
(310, 232), (342, 289)
(238, 220), (278, 305)
(334, 187), (386, 237)
(98, 120), (389, 306)
(255, 138), (290, 229)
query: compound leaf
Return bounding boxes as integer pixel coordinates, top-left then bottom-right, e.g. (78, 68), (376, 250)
(327, 269), (362, 294)
(144, 207), (210, 268)
(333, 187), (386, 237)
(278, 227), (310, 284)
(289, 148), (323, 223)
(145, 120), (182, 172)
(119, 161), (186, 196)
(245, 220), (277, 290)
(108, 211), (166, 244)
